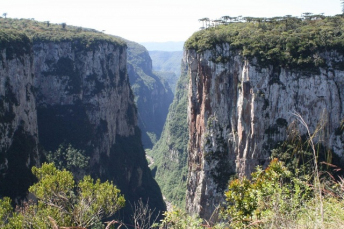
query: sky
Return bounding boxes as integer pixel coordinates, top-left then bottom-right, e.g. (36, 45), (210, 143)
(0, 0), (342, 43)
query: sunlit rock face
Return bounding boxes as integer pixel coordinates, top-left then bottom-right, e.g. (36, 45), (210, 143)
(185, 44), (344, 219)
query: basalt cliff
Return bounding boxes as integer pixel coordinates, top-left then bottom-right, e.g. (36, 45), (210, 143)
(0, 19), (165, 216)
(184, 17), (344, 219)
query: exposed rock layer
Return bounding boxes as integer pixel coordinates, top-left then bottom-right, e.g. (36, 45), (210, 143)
(185, 45), (344, 219)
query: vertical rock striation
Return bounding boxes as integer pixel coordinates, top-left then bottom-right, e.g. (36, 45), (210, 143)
(185, 45), (344, 219)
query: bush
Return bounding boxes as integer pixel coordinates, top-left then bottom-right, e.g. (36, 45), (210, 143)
(0, 163), (125, 228)
(223, 158), (312, 228)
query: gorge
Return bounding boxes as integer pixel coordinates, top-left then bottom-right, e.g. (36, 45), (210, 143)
(1, 13), (344, 227)
(0, 19), (166, 219)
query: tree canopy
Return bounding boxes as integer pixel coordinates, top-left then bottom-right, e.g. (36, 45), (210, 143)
(187, 14), (344, 69)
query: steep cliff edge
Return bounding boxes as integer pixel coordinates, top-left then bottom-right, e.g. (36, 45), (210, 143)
(126, 40), (173, 148)
(0, 19), (165, 216)
(184, 16), (344, 219)
(0, 30), (40, 201)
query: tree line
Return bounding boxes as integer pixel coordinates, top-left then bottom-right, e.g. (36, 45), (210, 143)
(198, 13), (332, 30)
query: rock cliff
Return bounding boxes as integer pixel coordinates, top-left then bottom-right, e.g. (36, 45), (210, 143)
(0, 19), (165, 217)
(185, 46), (344, 219)
(0, 30), (41, 201)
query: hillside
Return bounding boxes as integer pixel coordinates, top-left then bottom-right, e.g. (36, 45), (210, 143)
(126, 40), (174, 148)
(148, 61), (189, 208)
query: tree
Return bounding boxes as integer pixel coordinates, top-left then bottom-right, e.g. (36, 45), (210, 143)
(25, 163), (125, 228)
(223, 159), (311, 228)
(342, 0), (344, 13)
(46, 144), (89, 179)
(2, 13), (7, 18)
(198, 17), (211, 29)
(0, 197), (23, 228)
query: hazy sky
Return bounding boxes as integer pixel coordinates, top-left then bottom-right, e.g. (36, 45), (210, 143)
(0, 0), (341, 42)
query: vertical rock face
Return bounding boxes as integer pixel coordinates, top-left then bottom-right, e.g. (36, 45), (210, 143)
(0, 31), (40, 201)
(33, 41), (134, 160)
(32, 39), (165, 215)
(185, 45), (344, 219)
(0, 27), (165, 216)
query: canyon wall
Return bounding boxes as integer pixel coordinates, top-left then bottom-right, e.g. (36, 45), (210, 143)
(0, 26), (165, 216)
(0, 31), (40, 201)
(185, 45), (344, 219)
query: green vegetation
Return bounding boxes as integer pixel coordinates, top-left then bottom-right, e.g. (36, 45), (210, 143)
(186, 14), (344, 69)
(154, 71), (179, 94)
(0, 18), (125, 49)
(161, 206), (203, 229)
(161, 158), (344, 228)
(149, 61), (189, 208)
(224, 158), (311, 228)
(126, 40), (173, 148)
(0, 163), (125, 228)
(0, 29), (31, 59)
(46, 144), (89, 178)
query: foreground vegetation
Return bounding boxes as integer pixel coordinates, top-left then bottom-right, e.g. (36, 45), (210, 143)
(2, 153), (344, 228)
(0, 163), (125, 228)
(162, 158), (344, 228)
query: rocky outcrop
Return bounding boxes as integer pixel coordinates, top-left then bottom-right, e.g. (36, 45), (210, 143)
(126, 41), (173, 148)
(185, 45), (344, 219)
(0, 31), (40, 201)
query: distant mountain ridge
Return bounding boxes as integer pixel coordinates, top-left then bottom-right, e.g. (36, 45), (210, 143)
(140, 41), (184, 51)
